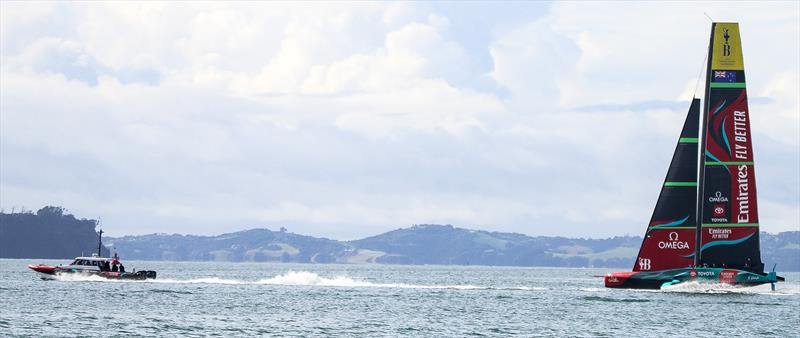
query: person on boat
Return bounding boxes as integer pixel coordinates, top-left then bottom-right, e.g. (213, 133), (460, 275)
(111, 264), (118, 272)
(119, 264), (125, 273)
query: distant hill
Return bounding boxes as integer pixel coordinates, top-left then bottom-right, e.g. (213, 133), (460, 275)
(107, 229), (349, 263)
(349, 224), (641, 267)
(0, 206), (109, 258)
(3, 208), (797, 270)
(761, 231), (800, 272)
(105, 224), (798, 271)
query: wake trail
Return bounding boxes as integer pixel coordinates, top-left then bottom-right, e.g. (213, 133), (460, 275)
(54, 274), (243, 284)
(659, 281), (800, 296)
(52, 271), (546, 291)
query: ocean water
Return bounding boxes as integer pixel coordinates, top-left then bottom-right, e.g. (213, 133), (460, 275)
(1, 259), (798, 337)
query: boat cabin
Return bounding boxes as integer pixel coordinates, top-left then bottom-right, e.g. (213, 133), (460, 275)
(67, 257), (107, 269)
(65, 255), (126, 272)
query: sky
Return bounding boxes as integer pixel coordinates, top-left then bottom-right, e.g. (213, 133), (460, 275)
(1, 2), (798, 239)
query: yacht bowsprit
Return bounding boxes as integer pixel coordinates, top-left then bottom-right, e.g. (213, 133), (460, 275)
(27, 230), (156, 281)
(604, 22), (784, 290)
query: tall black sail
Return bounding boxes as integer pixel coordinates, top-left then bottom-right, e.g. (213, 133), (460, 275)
(633, 99), (699, 272)
(696, 22), (763, 273)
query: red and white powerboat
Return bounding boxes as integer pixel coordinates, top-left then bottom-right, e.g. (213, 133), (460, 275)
(28, 254), (156, 280)
(28, 230), (156, 280)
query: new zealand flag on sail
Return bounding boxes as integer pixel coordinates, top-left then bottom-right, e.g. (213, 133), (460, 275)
(713, 71), (736, 82)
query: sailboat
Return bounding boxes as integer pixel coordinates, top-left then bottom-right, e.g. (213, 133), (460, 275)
(604, 22), (785, 289)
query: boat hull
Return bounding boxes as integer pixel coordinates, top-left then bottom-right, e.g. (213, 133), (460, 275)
(604, 268), (783, 289)
(27, 264), (157, 280)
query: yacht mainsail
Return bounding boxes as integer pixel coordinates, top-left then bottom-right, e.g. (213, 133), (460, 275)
(696, 22), (763, 273)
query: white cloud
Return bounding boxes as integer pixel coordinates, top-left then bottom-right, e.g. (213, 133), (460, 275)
(1, 2), (797, 238)
(489, 17), (580, 111)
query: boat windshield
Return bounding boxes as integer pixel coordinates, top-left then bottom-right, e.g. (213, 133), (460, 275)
(71, 259), (103, 266)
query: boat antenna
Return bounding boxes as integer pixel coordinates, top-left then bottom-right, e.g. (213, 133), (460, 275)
(97, 229), (104, 257)
(97, 218), (103, 257)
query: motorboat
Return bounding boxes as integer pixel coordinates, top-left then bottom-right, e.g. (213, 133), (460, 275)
(28, 254), (156, 280)
(27, 230), (156, 280)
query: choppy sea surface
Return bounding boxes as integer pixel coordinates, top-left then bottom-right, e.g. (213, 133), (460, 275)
(1, 259), (798, 337)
